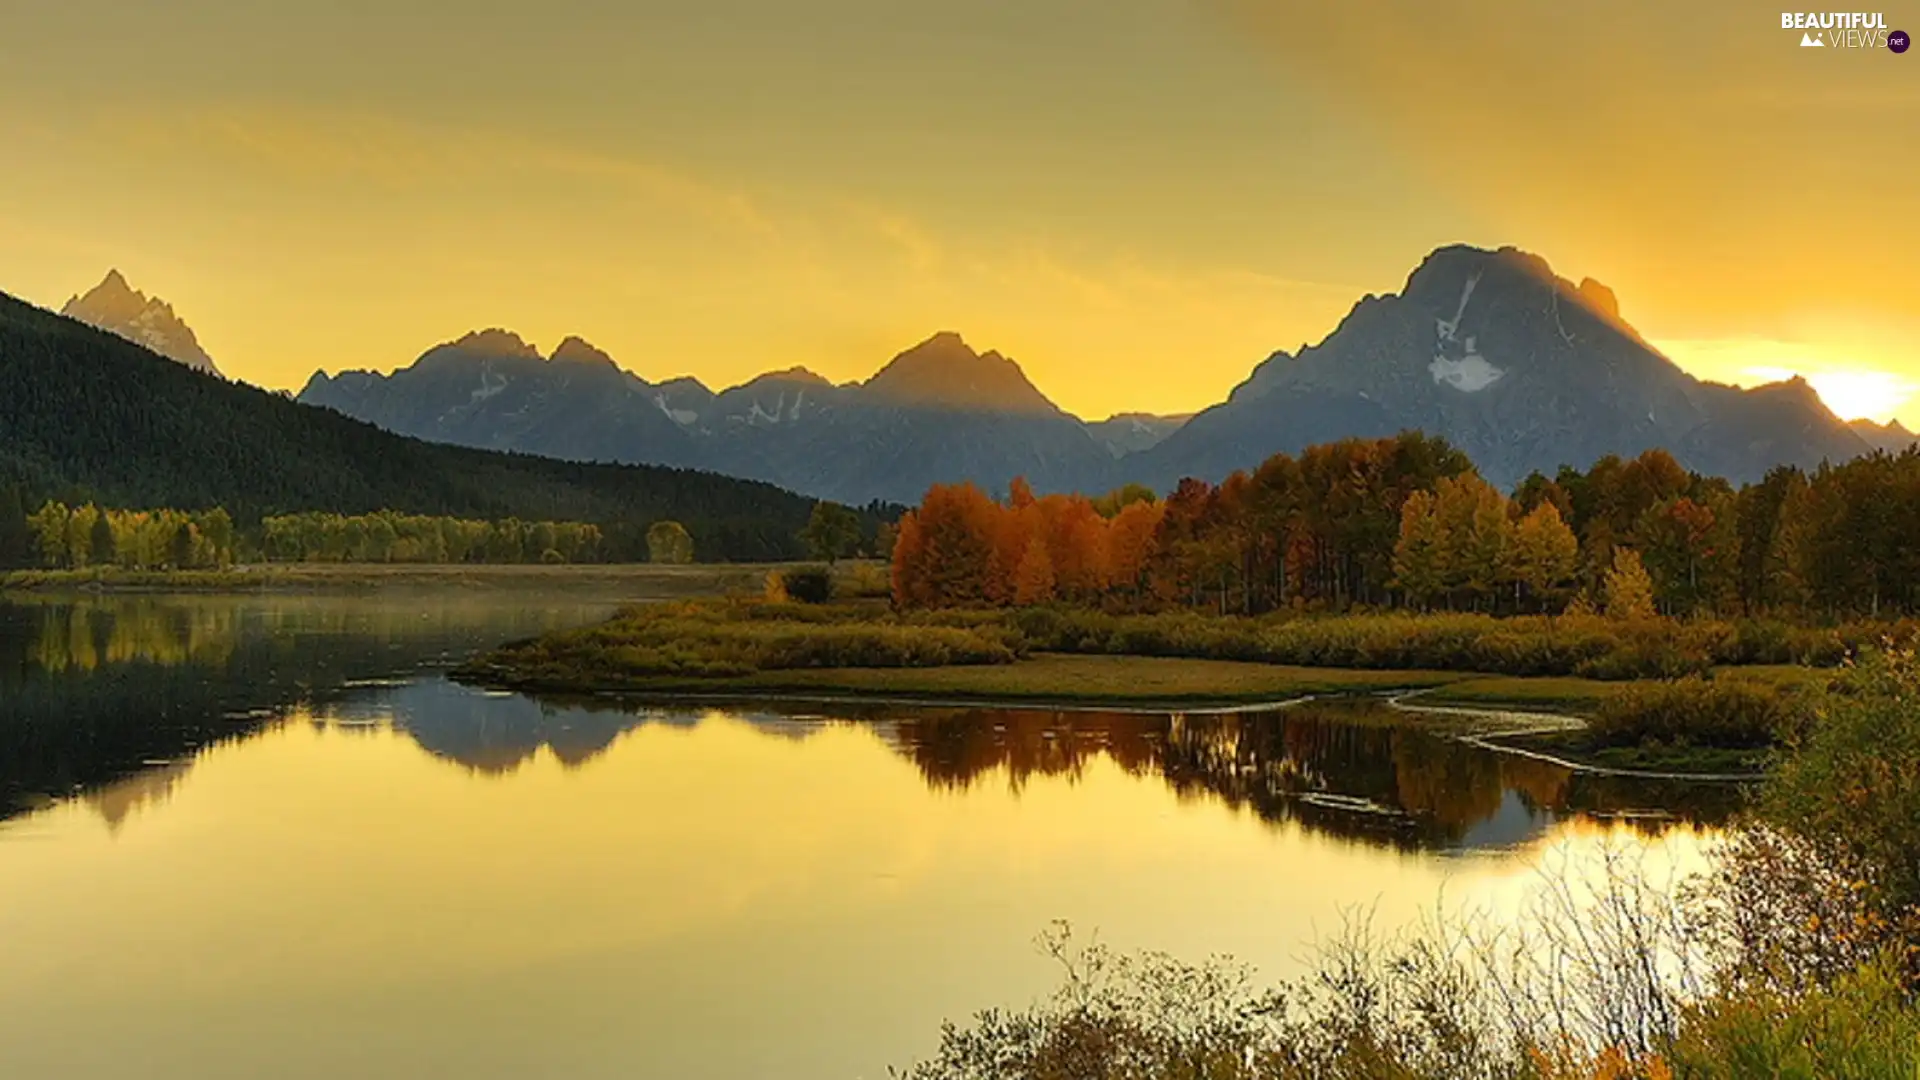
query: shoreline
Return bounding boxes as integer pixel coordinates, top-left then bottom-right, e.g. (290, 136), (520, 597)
(450, 653), (1477, 709)
(0, 562), (813, 596)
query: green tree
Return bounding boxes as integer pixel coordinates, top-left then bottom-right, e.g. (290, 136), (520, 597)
(199, 508), (235, 567)
(646, 520), (695, 565)
(27, 502), (69, 567)
(800, 501), (862, 565)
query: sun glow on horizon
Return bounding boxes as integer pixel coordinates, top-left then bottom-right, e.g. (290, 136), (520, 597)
(1656, 337), (1918, 426)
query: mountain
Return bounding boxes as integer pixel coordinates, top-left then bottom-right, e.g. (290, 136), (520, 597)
(0, 290), (833, 560)
(304, 330), (1115, 505)
(60, 270), (221, 376)
(302, 329), (704, 468)
(297, 244), (1886, 499)
(1851, 417), (1920, 454)
(1136, 245), (1871, 488)
(1086, 413), (1190, 458)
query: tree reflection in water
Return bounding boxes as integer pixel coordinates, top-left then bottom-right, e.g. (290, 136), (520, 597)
(884, 700), (1738, 852)
(3, 592), (1740, 849)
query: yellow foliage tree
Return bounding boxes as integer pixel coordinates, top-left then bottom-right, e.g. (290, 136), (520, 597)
(1603, 547), (1658, 621)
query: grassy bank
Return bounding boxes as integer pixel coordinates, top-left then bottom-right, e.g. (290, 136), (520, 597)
(457, 600), (1853, 770)
(478, 652), (1469, 707)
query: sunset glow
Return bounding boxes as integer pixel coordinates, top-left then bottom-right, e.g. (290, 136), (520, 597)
(0, 1), (1914, 426)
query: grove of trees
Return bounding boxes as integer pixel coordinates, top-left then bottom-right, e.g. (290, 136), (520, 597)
(8, 503), (720, 568)
(24, 503), (237, 570)
(891, 432), (1920, 619)
(261, 511), (603, 564)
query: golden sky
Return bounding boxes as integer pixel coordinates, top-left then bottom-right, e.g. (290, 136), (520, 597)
(1, 0), (1915, 425)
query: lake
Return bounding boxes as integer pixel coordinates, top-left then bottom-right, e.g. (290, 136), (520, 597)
(0, 592), (1729, 1079)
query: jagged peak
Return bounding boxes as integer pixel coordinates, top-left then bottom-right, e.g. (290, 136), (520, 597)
(443, 328), (540, 357)
(59, 270), (220, 375)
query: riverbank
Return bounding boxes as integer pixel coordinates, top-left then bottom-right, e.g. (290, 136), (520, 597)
(453, 600), (1834, 774)
(0, 562), (799, 596)
(461, 651), (1475, 708)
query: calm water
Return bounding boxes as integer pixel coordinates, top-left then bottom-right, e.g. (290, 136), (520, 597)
(0, 594), (1729, 1079)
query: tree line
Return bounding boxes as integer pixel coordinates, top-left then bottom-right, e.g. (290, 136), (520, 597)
(1, 499), (720, 568)
(890, 431), (1920, 618)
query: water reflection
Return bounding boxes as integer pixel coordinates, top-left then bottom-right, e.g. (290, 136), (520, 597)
(0, 603), (1729, 1080)
(0, 594), (615, 813)
(302, 683), (1738, 854)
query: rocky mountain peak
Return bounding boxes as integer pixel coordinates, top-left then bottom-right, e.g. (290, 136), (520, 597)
(444, 328), (540, 359)
(60, 270), (220, 376)
(549, 336), (618, 369)
(861, 331), (1058, 414)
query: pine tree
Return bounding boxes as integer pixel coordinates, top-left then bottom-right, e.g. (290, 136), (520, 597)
(0, 484), (32, 569)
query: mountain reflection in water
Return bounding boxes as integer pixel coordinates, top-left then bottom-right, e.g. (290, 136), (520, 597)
(311, 681), (1736, 854)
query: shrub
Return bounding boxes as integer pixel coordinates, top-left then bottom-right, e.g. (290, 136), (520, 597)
(782, 566), (834, 604)
(1765, 647), (1920, 918)
(1589, 677), (1796, 749)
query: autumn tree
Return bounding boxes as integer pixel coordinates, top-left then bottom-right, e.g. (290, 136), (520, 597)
(1013, 541), (1057, 605)
(1510, 502), (1580, 612)
(1392, 490), (1443, 610)
(1104, 499), (1163, 602)
(1429, 474), (1510, 608)
(1603, 547), (1657, 621)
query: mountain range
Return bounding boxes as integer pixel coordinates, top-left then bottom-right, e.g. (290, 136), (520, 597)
(302, 329), (1119, 506)
(70, 244), (1909, 502)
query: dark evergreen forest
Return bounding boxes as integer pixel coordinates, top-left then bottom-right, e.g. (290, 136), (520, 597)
(0, 291), (861, 561)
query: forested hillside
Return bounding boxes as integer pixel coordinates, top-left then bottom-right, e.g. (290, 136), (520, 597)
(0, 291), (851, 560)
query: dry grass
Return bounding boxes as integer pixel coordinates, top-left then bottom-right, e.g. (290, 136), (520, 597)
(604, 654), (1467, 705)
